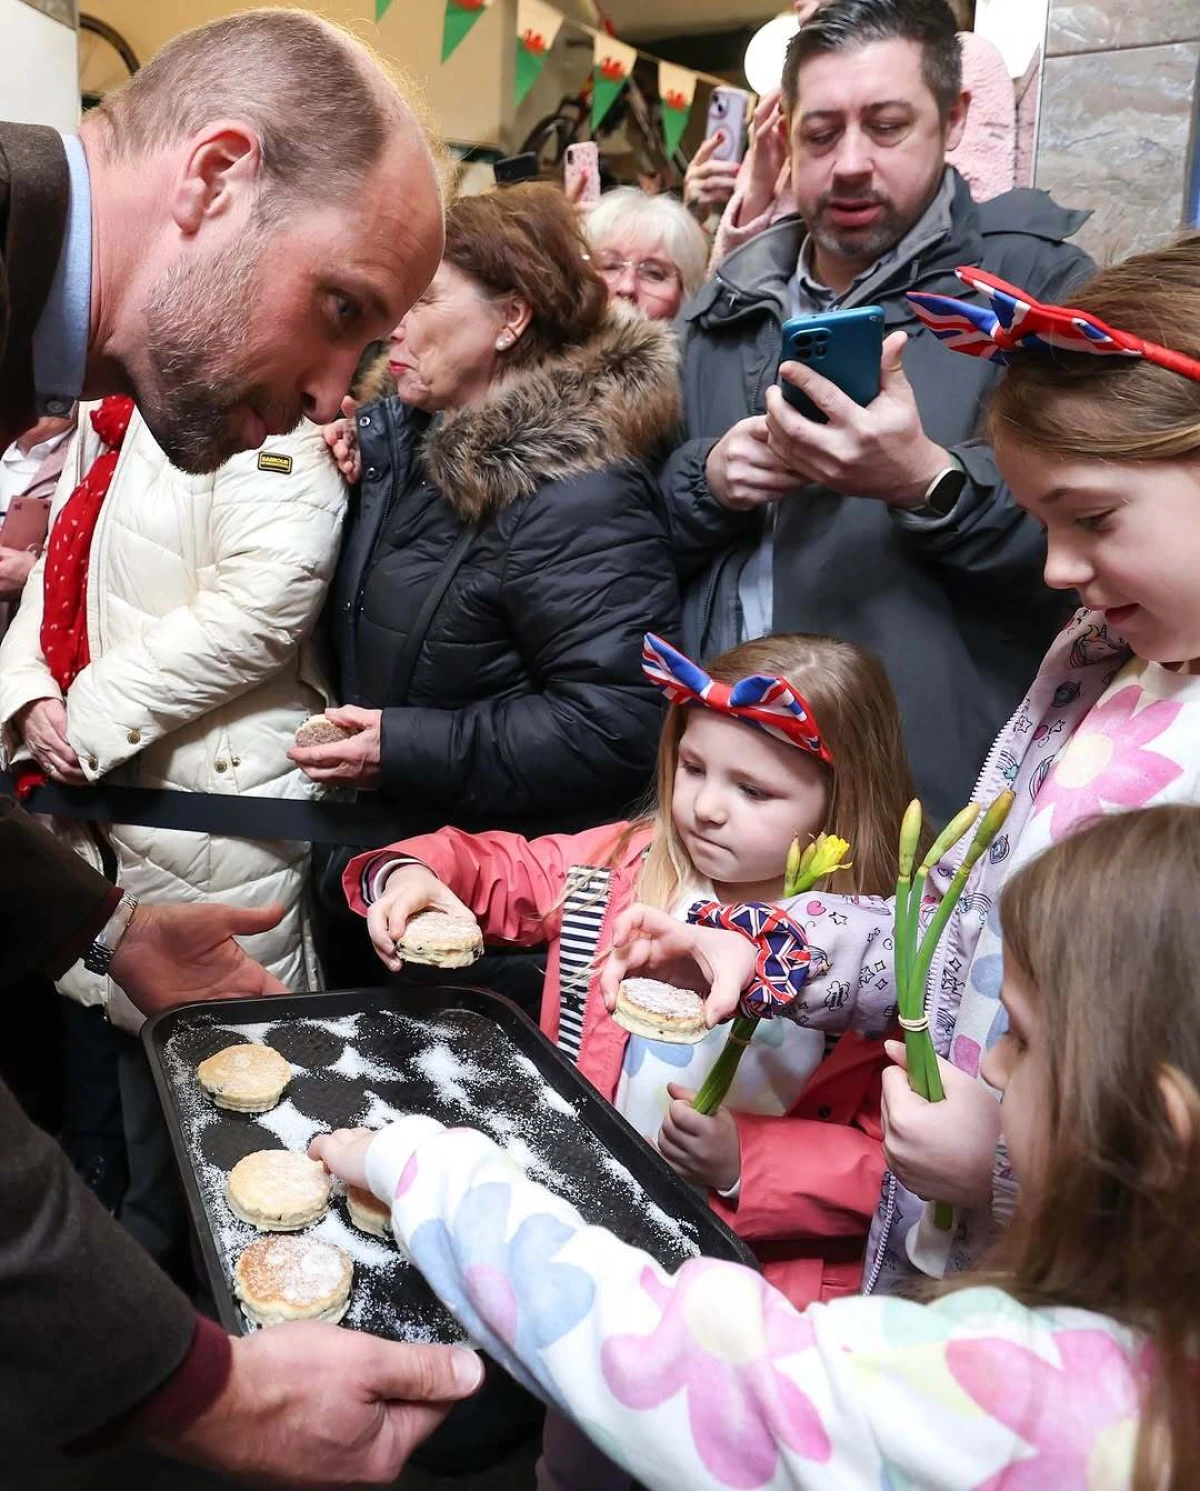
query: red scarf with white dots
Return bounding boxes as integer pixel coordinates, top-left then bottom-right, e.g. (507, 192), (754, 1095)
(14, 395), (134, 800)
(39, 395), (134, 690)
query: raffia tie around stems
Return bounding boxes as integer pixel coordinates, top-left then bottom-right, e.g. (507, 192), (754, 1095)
(893, 791), (1014, 1231)
(691, 834), (852, 1117)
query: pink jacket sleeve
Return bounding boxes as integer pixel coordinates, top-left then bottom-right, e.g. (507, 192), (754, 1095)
(713, 1036), (885, 1244)
(343, 825), (624, 950)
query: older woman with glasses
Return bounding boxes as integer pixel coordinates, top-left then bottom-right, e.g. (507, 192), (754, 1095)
(587, 187), (710, 321)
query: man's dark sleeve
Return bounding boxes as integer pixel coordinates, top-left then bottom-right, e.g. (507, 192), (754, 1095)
(0, 796), (120, 984)
(0, 1077), (202, 1445)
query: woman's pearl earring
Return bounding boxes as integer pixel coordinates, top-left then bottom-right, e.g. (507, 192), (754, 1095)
(497, 335), (512, 350)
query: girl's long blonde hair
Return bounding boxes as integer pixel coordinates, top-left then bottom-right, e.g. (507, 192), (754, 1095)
(626, 634), (919, 909)
(952, 806), (1200, 1490)
(987, 231), (1200, 463)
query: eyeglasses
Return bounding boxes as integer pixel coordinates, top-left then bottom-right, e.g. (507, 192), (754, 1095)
(597, 255), (680, 290)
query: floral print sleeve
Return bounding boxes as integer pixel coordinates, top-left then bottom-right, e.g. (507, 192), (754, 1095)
(367, 1120), (1143, 1491)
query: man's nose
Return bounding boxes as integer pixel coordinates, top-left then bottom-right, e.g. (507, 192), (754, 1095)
(831, 125), (872, 181)
(304, 352), (361, 425)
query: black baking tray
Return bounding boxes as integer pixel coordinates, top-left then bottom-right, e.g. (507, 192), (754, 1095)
(144, 985), (758, 1342)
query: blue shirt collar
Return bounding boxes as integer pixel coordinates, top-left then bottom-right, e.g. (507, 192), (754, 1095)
(32, 132), (91, 416)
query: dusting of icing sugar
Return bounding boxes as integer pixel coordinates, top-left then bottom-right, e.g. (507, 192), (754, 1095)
(312, 1204), (396, 1268)
(540, 1086), (577, 1118)
(236, 1234), (349, 1306)
(308, 1014), (363, 1038)
(216, 1022), (275, 1041)
(329, 1047), (404, 1082)
(253, 1099), (328, 1149)
(596, 1149), (700, 1256)
(620, 978), (703, 1019)
(361, 1090), (408, 1130)
(413, 1044), (483, 1108)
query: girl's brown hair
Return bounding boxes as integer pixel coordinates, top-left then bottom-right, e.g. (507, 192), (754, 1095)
(987, 231), (1200, 464)
(960, 806), (1200, 1489)
(443, 184), (608, 371)
(632, 634), (919, 909)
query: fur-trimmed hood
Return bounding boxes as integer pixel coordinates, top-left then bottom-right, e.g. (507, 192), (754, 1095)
(423, 305), (681, 523)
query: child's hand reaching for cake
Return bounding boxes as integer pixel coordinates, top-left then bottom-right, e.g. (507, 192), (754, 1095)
(368, 865), (483, 973)
(309, 1128), (375, 1193)
(599, 904), (755, 1026)
(658, 1085), (741, 1193)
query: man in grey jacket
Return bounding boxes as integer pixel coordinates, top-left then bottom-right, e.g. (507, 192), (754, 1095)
(663, 0), (1091, 821)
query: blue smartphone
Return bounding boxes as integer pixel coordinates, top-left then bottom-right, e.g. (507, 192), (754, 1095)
(779, 306), (885, 423)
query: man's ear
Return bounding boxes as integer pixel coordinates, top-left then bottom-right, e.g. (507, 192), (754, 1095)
(943, 89), (970, 155)
(167, 121), (261, 236)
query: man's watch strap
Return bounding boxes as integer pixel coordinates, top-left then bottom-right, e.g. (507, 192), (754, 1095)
(910, 455), (968, 518)
(83, 891), (139, 975)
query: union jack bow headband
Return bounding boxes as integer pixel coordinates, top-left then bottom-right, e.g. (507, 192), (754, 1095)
(907, 266), (1200, 383)
(641, 633), (833, 765)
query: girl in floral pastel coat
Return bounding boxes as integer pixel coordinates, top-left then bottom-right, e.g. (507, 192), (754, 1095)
(601, 231), (1200, 1295)
(314, 804), (1200, 1491)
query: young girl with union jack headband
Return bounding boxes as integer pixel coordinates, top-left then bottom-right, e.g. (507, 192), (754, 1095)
(603, 230), (1200, 1299)
(343, 631), (919, 1487)
(344, 633), (917, 1309)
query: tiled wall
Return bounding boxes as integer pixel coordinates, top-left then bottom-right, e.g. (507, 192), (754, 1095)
(1035, 0), (1200, 261)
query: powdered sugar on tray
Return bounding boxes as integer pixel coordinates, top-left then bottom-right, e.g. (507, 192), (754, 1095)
(361, 1091), (408, 1130)
(158, 1000), (714, 1347)
(329, 1047), (404, 1083)
(413, 1044), (482, 1109)
(313, 1204), (396, 1268)
(254, 1099), (328, 1150)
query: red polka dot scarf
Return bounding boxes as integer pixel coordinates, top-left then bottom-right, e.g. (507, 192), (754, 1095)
(14, 396), (134, 800)
(40, 395), (134, 691)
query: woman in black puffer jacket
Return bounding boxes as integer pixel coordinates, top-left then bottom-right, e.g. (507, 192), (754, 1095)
(299, 185), (681, 992)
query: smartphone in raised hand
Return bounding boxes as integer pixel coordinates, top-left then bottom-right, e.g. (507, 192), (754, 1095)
(779, 306), (885, 423)
(704, 87), (749, 162)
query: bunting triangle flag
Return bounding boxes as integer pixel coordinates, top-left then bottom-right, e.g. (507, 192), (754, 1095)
(658, 61), (697, 157)
(515, 0), (565, 107)
(442, 0), (494, 63)
(591, 34), (637, 133)
(375, 0), (392, 17)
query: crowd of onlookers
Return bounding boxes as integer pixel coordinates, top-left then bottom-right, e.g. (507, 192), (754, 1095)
(8, 0), (1200, 1483)
(0, 0), (1086, 1259)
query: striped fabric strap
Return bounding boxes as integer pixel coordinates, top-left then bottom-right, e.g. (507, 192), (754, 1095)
(686, 900), (826, 1019)
(556, 865), (612, 1062)
(358, 853), (422, 905)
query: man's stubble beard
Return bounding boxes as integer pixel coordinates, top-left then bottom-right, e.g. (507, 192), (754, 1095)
(138, 231), (303, 475)
(804, 162), (947, 281)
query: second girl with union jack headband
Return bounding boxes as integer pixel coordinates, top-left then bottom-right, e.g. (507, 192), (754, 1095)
(341, 629), (922, 1491)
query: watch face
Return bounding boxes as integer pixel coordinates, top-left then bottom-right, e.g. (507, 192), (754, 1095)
(929, 466), (968, 515)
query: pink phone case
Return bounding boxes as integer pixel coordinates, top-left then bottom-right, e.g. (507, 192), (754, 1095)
(705, 87), (748, 162)
(0, 496), (50, 553)
(564, 142), (601, 207)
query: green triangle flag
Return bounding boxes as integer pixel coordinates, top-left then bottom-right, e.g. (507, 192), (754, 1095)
(591, 68), (627, 132)
(591, 36), (636, 133)
(375, 0), (392, 17)
(658, 62), (697, 157)
(515, 37), (547, 107)
(442, 0), (490, 63)
(662, 101), (690, 156)
(515, 0), (564, 108)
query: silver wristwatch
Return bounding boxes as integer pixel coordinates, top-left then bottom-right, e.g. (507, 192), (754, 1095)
(83, 892), (140, 976)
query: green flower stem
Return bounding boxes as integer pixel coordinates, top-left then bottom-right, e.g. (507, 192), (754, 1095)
(892, 798), (1014, 1236)
(691, 836), (850, 1116)
(692, 1016), (757, 1115)
(908, 792), (1015, 1011)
